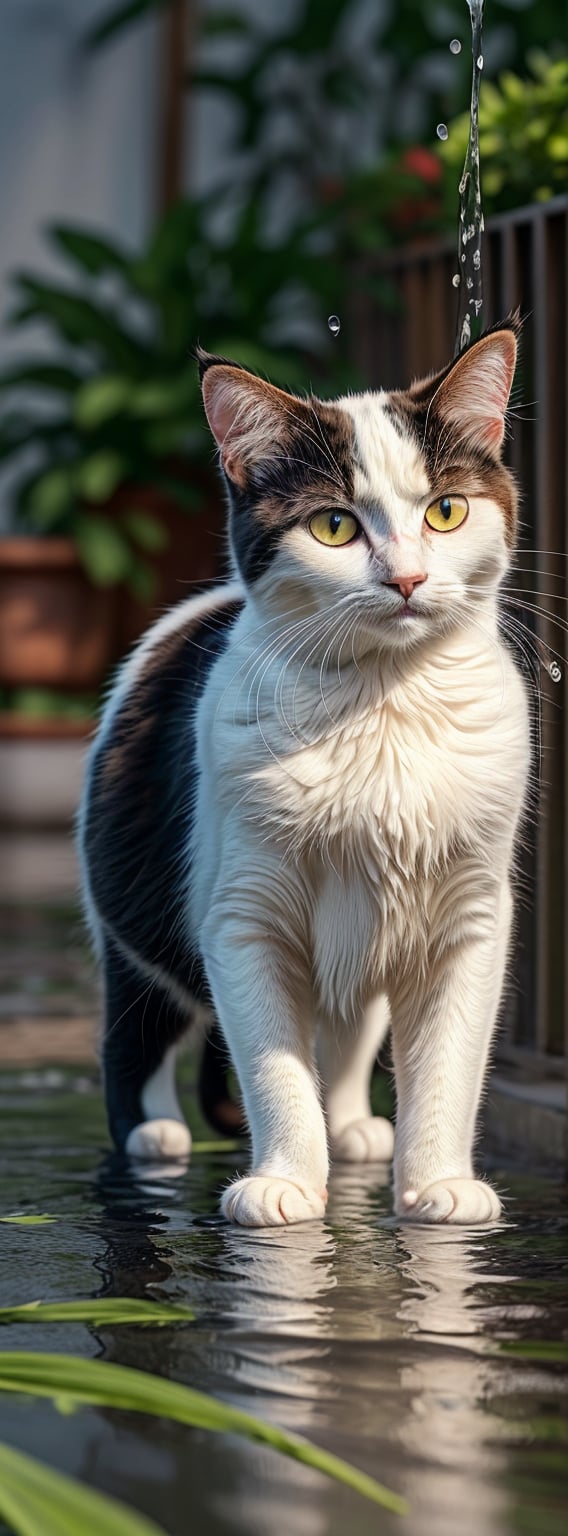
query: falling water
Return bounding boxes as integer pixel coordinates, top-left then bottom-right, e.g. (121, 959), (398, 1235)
(454, 0), (485, 354)
(328, 314), (341, 338)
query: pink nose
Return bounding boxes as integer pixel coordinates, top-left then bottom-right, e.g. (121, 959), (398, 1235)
(384, 575), (427, 603)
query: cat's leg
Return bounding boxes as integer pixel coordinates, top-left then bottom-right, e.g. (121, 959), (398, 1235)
(103, 935), (191, 1159)
(320, 995), (394, 1162)
(390, 879), (512, 1224)
(200, 879), (328, 1227)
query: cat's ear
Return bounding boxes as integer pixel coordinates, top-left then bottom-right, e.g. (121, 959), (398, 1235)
(430, 324), (518, 458)
(198, 351), (295, 488)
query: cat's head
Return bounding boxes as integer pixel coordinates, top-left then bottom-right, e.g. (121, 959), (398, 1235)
(199, 319), (519, 653)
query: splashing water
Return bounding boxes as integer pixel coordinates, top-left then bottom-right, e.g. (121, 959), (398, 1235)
(454, 1), (485, 354)
(328, 314), (341, 338)
(449, 38), (462, 54)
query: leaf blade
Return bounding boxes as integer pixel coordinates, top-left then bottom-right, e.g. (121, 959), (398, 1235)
(0, 1298), (194, 1327)
(0, 1440), (166, 1536)
(0, 1352), (406, 1514)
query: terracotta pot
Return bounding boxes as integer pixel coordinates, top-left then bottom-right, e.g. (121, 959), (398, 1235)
(112, 473), (226, 655)
(0, 538), (118, 690)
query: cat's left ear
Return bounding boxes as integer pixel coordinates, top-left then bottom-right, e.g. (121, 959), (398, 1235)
(431, 324), (518, 459)
(198, 349), (298, 488)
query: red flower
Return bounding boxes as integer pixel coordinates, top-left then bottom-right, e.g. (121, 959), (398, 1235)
(389, 196), (441, 232)
(401, 146), (442, 184)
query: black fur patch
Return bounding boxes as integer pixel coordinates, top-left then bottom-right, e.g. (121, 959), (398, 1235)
(228, 400), (356, 585)
(84, 592), (242, 997)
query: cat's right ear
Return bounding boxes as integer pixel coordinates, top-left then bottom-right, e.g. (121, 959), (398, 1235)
(197, 349), (293, 488)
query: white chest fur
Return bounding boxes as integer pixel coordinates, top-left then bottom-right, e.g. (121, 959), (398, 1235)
(193, 617), (529, 1022)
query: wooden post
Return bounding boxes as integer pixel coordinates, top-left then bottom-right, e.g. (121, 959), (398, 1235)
(156, 0), (194, 212)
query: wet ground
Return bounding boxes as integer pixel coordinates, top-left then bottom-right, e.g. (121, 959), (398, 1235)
(0, 907), (566, 1536)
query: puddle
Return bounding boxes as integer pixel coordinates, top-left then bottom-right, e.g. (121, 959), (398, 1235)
(0, 1070), (566, 1536)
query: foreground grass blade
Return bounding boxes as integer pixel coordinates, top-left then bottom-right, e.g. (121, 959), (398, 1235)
(0, 1298), (194, 1328)
(499, 1340), (568, 1363)
(0, 1440), (166, 1536)
(0, 1352), (407, 1514)
(191, 1140), (243, 1153)
(0, 1214), (57, 1226)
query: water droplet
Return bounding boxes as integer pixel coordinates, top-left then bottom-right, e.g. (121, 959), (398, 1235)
(549, 659), (562, 683)
(436, 123), (449, 141)
(327, 314), (341, 338)
(477, 54), (484, 69)
(473, 249), (481, 270)
(452, 273), (461, 288)
(449, 38), (462, 55)
(466, 277), (474, 290)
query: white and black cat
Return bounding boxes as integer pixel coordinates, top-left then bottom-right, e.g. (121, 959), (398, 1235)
(80, 318), (530, 1226)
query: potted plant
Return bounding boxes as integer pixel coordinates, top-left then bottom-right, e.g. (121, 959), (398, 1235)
(0, 191), (348, 697)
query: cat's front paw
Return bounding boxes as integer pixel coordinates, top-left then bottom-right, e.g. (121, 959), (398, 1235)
(331, 1116), (394, 1163)
(398, 1178), (502, 1225)
(221, 1175), (327, 1227)
(126, 1118), (191, 1160)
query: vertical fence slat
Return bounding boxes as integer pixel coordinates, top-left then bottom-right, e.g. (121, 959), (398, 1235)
(368, 198), (568, 1071)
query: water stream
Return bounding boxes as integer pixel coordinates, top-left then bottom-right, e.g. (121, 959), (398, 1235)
(454, 0), (485, 352)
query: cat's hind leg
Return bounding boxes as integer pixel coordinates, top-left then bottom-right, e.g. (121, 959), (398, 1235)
(102, 935), (191, 1160)
(320, 995), (394, 1163)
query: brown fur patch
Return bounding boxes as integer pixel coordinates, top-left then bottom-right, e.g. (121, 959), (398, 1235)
(386, 320), (521, 546)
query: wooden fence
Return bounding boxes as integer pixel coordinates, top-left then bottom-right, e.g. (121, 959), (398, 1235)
(360, 195), (568, 1072)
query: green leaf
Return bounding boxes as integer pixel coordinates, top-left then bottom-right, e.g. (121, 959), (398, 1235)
(77, 450), (126, 503)
(74, 514), (132, 586)
(191, 1140), (243, 1154)
(0, 1215), (57, 1226)
(74, 375), (132, 430)
(202, 11), (253, 37)
(0, 362), (81, 394)
(121, 510), (168, 553)
(129, 374), (198, 419)
(50, 225), (130, 276)
(0, 1353), (407, 1514)
(27, 468), (75, 529)
(9, 690), (97, 723)
(0, 1298), (194, 1327)
(0, 1440), (166, 1536)
(11, 279), (147, 372)
(499, 1340), (568, 1363)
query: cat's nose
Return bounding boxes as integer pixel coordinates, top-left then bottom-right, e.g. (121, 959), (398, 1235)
(384, 574), (428, 602)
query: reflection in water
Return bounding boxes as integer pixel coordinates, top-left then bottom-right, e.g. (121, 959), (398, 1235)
(395, 1227), (510, 1536)
(0, 1087), (565, 1536)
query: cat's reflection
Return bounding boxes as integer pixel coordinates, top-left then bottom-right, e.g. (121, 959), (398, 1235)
(392, 1224), (510, 1536)
(86, 1155), (513, 1536)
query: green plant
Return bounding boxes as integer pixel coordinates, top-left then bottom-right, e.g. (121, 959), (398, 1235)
(88, 0), (568, 179)
(0, 1351), (407, 1513)
(0, 203), (341, 595)
(0, 688), (99, 723)
(0, 1298), (194, 1326)
(0, 1441), (165, 1536)
(437, 52), (568, 215)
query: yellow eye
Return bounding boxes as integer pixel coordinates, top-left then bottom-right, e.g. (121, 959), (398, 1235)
(309, 511), (360, 547)
(424, 495), (469, 533)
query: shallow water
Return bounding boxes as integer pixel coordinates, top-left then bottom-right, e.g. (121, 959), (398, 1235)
(0, 1069), (566, 1536)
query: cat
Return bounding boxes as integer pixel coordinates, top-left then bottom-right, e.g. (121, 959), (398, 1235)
(79, 316), (530, 1227)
